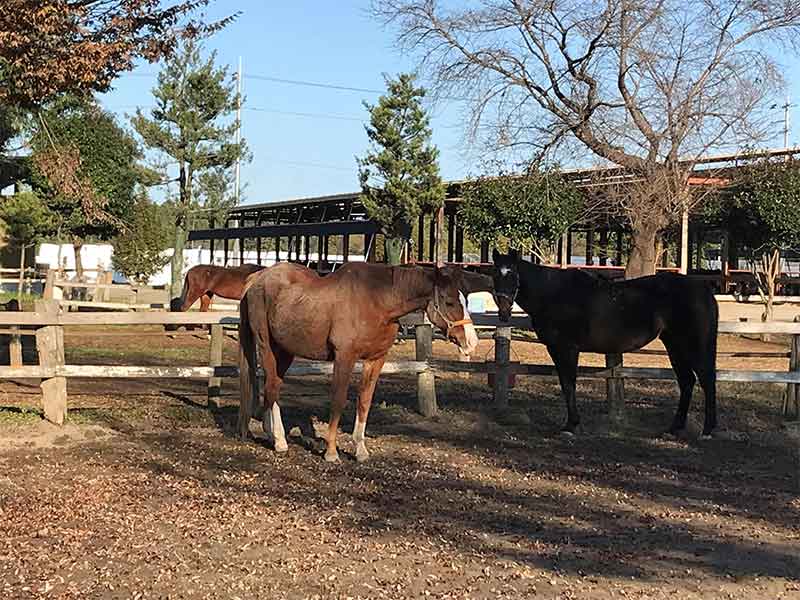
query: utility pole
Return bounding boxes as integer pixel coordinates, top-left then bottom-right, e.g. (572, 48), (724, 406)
(235, 56), (243, 203)
(783, 95), (791, 149)
(231, 56), (243, 265)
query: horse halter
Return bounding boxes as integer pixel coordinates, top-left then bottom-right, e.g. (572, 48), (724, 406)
(431, 285), (473, 337)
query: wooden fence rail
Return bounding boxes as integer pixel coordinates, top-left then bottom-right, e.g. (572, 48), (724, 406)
(1, 304), (799, 426)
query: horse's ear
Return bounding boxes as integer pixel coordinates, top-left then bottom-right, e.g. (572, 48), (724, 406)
(509, 248), (519, 262)
(492, 248), (500, 263)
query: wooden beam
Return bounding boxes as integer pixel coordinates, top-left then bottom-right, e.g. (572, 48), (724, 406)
(598, 229), (608, 266)
(418, 214), (425, 262)
(189, 220), (380, 242)
(447, 212), (455, 262)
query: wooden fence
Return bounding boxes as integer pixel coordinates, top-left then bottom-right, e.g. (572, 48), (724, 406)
(2, 304), (800, 422)
(42, 270), (168, 311)
(0, 267), (46, 296)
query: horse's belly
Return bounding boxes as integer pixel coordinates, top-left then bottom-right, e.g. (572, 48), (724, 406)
(268, 307), (333, 361)
(581, 314), (661, 353)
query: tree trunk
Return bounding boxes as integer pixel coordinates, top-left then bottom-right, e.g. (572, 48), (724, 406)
(17, 244), (26, 301)
(73, 238), (84, 280)
(757, 249), (780, 342)
(385, 236), (405, 266)
(624, 224), (658, 279)
(73, 238), (85, 300)
(171, 219), (186, 300)
(171, 162), (192, 300)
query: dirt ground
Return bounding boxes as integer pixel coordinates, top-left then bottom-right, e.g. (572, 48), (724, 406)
(1, 330), (799, 599)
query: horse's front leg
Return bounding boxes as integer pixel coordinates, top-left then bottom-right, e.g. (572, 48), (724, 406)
(353, 355), (387, 462)
(547, 344), (580, 434)
(325, 353), (356, 463)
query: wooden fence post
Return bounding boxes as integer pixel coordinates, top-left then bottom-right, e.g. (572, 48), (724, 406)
(102, 271), (113, 302)
(9, 325), (22, 367)
(493, 326), (512, 409)
(6, 295), (22, 367)
(785, 315), (800, 418)
(34, 300), (66, 425)
(606, 353), (625, 429)
(43, 269), (55, 300)
(208, 324), (224, 408)
(415, 323), (437, 417)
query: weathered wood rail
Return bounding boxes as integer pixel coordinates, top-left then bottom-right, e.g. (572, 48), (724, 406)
(1, 303), (799, 426)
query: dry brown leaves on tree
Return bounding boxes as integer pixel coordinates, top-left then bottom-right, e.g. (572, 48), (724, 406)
(0, 0), (235, 106)
(33, 144), (123, 231)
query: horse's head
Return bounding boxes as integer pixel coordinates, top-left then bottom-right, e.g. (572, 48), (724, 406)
(492, 248), (520, 322)
(426, 266), (479, 356)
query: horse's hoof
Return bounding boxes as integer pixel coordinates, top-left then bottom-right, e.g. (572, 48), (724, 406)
(274, 440), (289, 453)
(355, 449), (370, 463)
(699, 433), (714, 441)
(324, 451), (340, 463)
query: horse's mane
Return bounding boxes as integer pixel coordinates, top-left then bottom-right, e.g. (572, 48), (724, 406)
(390, 265), (434, 301)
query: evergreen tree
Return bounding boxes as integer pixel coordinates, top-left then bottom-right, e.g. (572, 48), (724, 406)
(357, 73), (444, 265)
(29, 95), (148, 280)
(111, 191), (172, 285)
(706, 159), (800, 325)
(132, 40), (247, 299)
(0, 191), (54, 299)
(459, 169), (583, 263)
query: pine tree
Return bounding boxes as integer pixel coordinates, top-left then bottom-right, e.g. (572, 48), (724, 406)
(132, 40), (247, 299)
(357, 73), (444, 265)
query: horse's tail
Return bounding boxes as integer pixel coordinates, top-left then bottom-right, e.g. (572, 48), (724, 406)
(707, 284), (719, 375)
(170, 271), (193, 312)
(238, 289), (256, 441)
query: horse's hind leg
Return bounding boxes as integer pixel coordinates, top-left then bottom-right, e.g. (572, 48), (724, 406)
(662, 334), (697, 435)
(547, 344), (580, 434)
(262, 347), (293, 453)
(325, 353), (356, 463)
(255, 328), (290, 452)
(692, 349), (717, 437)
(353, 355), (386, 462)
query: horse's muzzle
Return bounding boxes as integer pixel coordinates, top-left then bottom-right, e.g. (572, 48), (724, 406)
(494, 295), (514, 322)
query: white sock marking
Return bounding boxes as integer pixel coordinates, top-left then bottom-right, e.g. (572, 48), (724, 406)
(352, 417), (368, 459)
(266, 402), (287, 452)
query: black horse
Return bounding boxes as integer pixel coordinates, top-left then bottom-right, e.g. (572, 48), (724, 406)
(492, 249), (719, 436)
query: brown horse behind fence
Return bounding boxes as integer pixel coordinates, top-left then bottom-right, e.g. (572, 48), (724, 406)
(239, 262), (478, 463)
(170, 264), (265, 312)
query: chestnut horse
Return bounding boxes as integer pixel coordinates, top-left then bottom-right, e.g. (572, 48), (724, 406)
(238, 262), (478, 462)
(170, 264), (265, 312)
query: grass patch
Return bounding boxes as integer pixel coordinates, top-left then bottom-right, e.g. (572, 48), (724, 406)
(65, 345), (205, 363)
(0, 291), (42, 309)
(0, 405), (43, 426)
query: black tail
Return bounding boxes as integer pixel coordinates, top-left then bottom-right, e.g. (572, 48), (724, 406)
(700, 284), (719, 434)
(708, 287), (719, 374)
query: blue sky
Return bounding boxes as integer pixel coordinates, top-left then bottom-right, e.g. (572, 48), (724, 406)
(97, 1), (800, 206)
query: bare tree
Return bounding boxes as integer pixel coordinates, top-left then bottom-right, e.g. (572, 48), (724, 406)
(373, 0), (800, 277)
